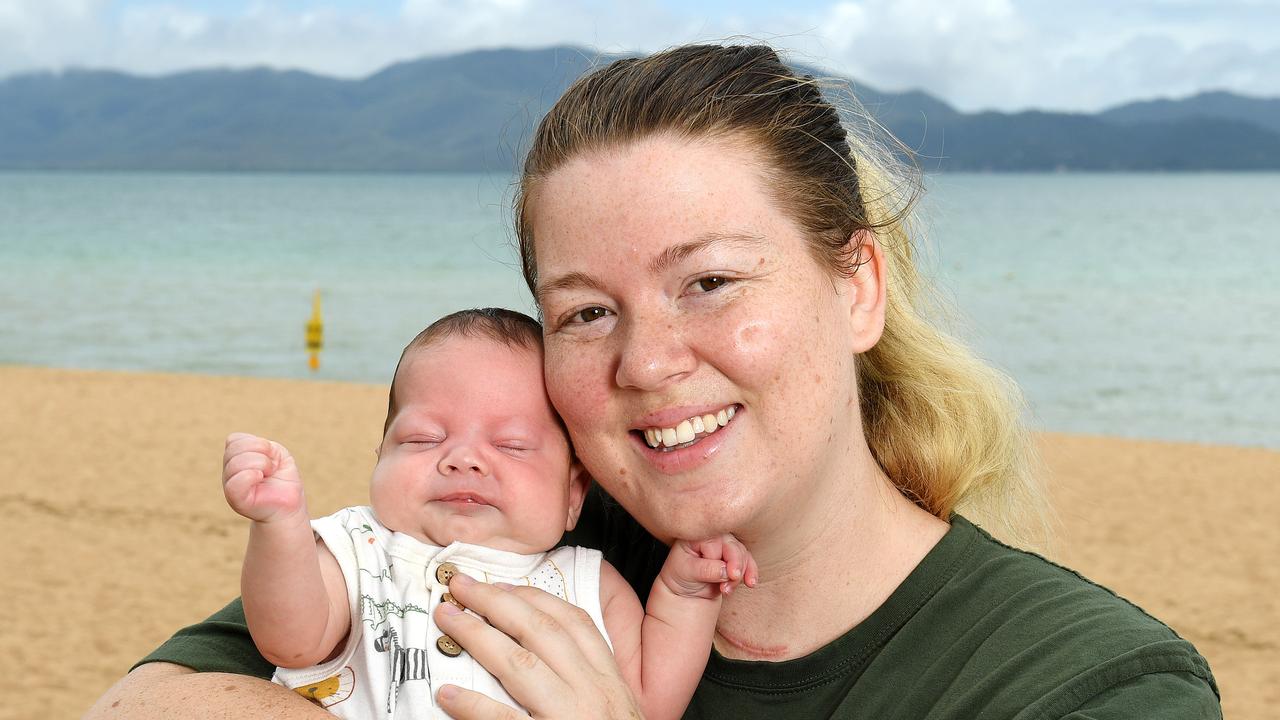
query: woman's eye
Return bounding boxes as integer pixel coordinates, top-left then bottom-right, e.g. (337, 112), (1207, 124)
(571, 306), (612, 324)
(693, 276), (728, 293)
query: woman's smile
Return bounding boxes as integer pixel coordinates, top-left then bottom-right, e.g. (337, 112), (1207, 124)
(636, 403), (739, 450)
(628, 403), (743, 476)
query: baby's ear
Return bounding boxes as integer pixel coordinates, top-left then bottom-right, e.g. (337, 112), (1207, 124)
(564, 460), (592, 531)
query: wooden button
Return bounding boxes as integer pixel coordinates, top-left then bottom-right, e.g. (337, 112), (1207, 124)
(435, 562), (458, 585)
(436, 635), (463, 657)
(442, 592), (464, 611)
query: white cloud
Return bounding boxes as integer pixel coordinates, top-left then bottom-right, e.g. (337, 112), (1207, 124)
(779, 0), (1280, 111)
(0, 0), (109, 72)
(0, 0), (1276, 111)
(801, 0), (1034, 108)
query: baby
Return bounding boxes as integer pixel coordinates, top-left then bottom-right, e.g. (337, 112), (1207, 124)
(222, 308), (756, 719)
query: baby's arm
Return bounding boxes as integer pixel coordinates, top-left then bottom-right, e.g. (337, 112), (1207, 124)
(601, 536), (758, 720)
(223, 432), (350, 668)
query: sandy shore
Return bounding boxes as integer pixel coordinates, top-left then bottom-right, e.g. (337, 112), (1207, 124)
(1, 366), (1273, 719)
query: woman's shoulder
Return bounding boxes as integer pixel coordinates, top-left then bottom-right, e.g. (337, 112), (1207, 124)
(947, 515), (1200, 646)
(898, 515), (1220, 716)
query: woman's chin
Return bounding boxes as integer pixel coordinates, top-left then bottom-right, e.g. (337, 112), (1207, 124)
(634, 496), (759, 543)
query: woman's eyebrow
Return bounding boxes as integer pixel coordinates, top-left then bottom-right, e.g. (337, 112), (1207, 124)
(535, 270), (605, 306)
(536, 231), (767, 304)
(648, 231), (767, 276)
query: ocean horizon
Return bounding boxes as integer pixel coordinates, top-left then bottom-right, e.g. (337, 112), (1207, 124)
(2, 170), (1277, 450)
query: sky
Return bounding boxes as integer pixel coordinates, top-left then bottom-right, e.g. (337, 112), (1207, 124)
(1, 0), (1277, 112)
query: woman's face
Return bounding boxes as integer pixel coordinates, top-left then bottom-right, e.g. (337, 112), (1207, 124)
(531, 134), (871, 542)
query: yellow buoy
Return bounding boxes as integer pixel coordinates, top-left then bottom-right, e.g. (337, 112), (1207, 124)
(305, 289), (323, 371)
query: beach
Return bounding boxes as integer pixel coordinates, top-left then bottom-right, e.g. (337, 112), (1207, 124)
(2, 365), (1274, 719)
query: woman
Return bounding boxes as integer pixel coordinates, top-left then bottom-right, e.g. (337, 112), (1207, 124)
(88, 44), (1219, 718)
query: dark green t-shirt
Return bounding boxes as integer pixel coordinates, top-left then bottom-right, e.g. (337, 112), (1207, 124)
(140, 488), (1220, 718)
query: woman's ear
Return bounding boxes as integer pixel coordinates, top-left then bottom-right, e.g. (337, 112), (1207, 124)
(843, 229), (887, 354)
(564, 460), (592, 531)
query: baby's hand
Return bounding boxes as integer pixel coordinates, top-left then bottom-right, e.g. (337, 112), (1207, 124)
(222, 432), (306, 523)
(661, 534), (759, 599)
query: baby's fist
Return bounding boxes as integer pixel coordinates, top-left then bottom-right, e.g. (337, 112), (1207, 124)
(662, 534), (759, 599)
(222, 432), (305, 523)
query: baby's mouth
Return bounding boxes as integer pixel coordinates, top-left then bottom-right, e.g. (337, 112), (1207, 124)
(437, 492), (492, 506)
(637, 405), (738, 452)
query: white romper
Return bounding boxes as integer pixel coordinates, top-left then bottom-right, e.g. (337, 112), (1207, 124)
(272, 506), (610, 719)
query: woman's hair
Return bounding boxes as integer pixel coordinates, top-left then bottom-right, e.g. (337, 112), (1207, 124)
(382, 308), (543, 437)
(514, 44), (1045, 543)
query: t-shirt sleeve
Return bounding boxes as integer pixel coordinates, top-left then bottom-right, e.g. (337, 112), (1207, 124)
(133, 597), (274, 679)
(1059, 670), (1222, 719)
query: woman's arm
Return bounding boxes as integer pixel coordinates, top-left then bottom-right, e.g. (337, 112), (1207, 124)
(83, 662), (336, 719)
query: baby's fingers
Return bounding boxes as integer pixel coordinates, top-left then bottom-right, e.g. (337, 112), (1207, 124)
(223, 432), (270, 458)
(223, 448), (274, 483)
(720, 535), (748, 583)
(223, 467), (266, 504)
(687, 557), (730, 585)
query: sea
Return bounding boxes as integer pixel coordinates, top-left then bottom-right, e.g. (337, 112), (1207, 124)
(1, 171), (1277, 450)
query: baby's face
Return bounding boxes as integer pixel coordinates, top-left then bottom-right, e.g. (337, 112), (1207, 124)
(370, 336), (586, 554)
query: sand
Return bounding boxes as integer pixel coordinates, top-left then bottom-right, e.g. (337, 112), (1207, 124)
(0, 365), (1274, 719)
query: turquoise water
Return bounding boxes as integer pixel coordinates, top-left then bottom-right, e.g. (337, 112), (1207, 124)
(1, 171), (1277, 449)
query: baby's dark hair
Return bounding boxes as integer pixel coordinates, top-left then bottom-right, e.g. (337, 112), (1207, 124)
(381, 308), (545, 438)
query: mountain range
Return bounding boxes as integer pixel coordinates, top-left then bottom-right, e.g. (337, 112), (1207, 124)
(3, 46), (1278, 172)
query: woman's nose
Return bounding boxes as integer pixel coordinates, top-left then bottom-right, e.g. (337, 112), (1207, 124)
(614, 313), (697, 390)
(437, 442), (489, 476)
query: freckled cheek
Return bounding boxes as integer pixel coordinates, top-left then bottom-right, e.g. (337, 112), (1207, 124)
(716, 309), (839, 424)
(709, 313), (786, 385)
(729, 317), (773, 356)
(545, 346), (613, 430)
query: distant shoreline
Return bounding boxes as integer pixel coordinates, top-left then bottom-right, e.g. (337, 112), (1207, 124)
(5, 48), (1279, 172)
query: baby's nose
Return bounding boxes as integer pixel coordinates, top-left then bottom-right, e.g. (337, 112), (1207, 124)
(438, 444), (488, 476)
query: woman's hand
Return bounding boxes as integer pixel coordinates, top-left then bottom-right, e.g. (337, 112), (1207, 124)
(433, 573), (643, 719)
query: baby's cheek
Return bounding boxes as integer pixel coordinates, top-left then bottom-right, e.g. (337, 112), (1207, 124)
(368, 475), (406, 525)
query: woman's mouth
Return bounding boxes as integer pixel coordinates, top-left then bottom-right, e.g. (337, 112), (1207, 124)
(638, 405), (738, 452)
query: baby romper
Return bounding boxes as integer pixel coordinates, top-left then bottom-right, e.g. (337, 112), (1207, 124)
(273, 506), (610, 719)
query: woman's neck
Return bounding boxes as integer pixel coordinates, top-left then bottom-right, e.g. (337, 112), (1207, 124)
(713, 445), (950, 662)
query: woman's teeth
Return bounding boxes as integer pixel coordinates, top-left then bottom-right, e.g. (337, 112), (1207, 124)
(643, 406), (736, 449)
